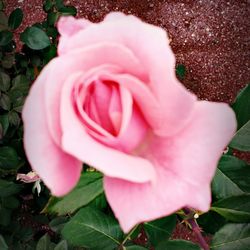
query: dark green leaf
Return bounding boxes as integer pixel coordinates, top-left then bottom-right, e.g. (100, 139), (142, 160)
(144, 215), (176, 246)
(198, 211), (226, 234)
(20, 26), (50, 50)
(0, 179), (22, 197)
(8, 8), (23, 30)
(0, 12), (8, 31)
(211, 223), (250, 250)
(230, 120), (250, 151)
(8, 111), (20, 126)
(0, 1), (4, 11)
(0, 235), (8, 250)
(2, 196), (19, 209)
(156, 240), (201, 250)
(43, 0), (54, 12)
(47, 12), (59, 26)
(12, 74), (29, 90)
(31, 54), (41, 66)
(211, 195), (250, 222)
(125, 246), (147, 250)
(1, 54), (15, 68)
(0, 72), (10, 92)
(0, 30), (13, 46)
(49, 216), (69, 233)
(54, 240), (68, 250)
(0, 207), (11, 226)
(0, 146), (20, 170)
(0, 93), (11, 110)
(44, 172), (103, 215)
(55, 0), (64, 9)
(59, 6), (77, 16)
(212, 155), (250, 199)
(36, 234), (51, 250)
(43, 44), (57, 63)
(0, 115), (9, 136)
(62, 207), (123, 249)
(232, 84), (250, 129)
(176, 64), (186, 80)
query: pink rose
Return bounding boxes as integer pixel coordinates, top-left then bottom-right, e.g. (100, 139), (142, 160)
(22, 13), (236, 232)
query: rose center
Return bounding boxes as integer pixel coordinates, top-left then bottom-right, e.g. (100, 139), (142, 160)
(83, 80), (122, 136)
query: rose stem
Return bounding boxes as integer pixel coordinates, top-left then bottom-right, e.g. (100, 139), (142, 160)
(183, 207), (210, 250)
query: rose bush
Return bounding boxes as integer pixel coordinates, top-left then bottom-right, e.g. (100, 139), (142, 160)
(22, 12), (236, 232)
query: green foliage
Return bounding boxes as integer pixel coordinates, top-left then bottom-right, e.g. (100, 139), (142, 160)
(43, 172), (103, 215)
(0, 235), (8, 250)
(232, 84), (250, 129)
(211, 195), (250, 222)
(8, 8), (23, 30)
(144, 215), (176, 246)
(20, 26), (50, 50)
(0, 30), (13, 46)
(155, 240), (201, 250)
(62, 207), (124, 249)
(0, 146), (20, 170)
(212, 155), (250, 199)
(230, 120), (250, 151)
(176, 64), (186, 80)
(211, 223), (250, 250)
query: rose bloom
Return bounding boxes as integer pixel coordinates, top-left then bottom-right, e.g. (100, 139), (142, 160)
(22, 13), (236, 232)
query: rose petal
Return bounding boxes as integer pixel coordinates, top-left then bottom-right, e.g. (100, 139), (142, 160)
(104, 170), (211, 233)
(109, 85), (122, 134)
(104, 101), (236, 232)
(22, 67), (82, 197)
(57, 14), (196, 136)
(165, 101), (237, 186)
(60, 72), (156, 183)
(44, 43), (147, 146)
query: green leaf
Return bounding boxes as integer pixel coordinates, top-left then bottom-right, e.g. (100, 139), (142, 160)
(211, 223), (250, 250)
(0, 12), (8, 31)
(2, 196), (19, 209)
(0, 235), (8, 250)
(47, 12), (59, 26)
(176, 64), (186, 80)
(0, 207), (11, 226)
(212, 155), (250, 199)
(232, 84), (250, 129)
(0, 30), (13, 46)
(49, 216), (69, 233)
(0, 115), (9, 136)
(20, 26), (50, 50)
(44, 172), (103, 215)
(125, 246), (147, 250)
(211, 195), (250, 222)
(197, 211), (226, 234)
(155, 240), (201, 250)
(0, 1), (4, 11)
(0, 146), (20, 170)
(43, 0), (54, 12)
(54, 240), (68, 250)
(62, 207), (123, 249)
(36, 234), (51, 250)
(230, 120), (250, 151)
(144, 215), (176, 246)
(1, 54), (15, 68)
(0, 72), (10, 92)
(8, 111), (20, 126)
(55, 0), (64, 9)
(59, 6), (77, 16)
(0, 93), (11, 110)
(0, 179), (22, 197)
(8, 8), (23, 30)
